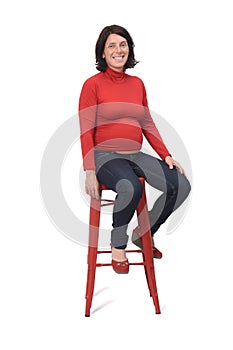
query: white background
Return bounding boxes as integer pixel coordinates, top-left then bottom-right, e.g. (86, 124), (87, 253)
(1, 0), (233, 349)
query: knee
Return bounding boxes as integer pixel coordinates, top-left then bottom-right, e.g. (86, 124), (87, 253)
(167, 173), (191, 201)
(180, 175), (191, 199)
(184, 177), (191, 197)
(175, 174), (191, 202)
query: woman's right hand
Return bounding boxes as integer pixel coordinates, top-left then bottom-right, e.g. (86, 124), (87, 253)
(85, 170), (100, 200)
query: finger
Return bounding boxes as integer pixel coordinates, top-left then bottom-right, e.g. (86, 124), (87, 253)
(91, 187), (100, 200)
(177, 164), (184, 174)
(168, 161), (173, 169)
(178, 166), (185, 175)
(94, 188), (100, 200)
(85, 186), (96, 199)
(85, 186), (91, 196)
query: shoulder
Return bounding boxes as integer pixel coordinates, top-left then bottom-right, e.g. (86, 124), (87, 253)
(82, 71), (104, 86)
(125, 73), (146, 88)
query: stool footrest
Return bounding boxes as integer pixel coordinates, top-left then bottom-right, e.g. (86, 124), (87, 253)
(97, 249), (142, 254)
(96, 262), (145, 267)
(129, 262), (145, 266)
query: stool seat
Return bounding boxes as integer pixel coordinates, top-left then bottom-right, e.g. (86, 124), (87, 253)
(85, 177), (161, 316)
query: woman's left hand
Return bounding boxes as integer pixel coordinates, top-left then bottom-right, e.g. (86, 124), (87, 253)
(165, 155), (185, 175)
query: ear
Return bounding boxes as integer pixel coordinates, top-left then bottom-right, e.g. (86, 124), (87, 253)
(102, 54), (105, 59)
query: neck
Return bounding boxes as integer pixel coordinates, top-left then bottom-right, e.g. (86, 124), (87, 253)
(104, 67), (126, 83)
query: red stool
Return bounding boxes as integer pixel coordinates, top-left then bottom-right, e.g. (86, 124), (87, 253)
(85, 177), (161, 316)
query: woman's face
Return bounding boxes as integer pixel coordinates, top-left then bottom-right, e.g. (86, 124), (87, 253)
(103, 34), (129, 72)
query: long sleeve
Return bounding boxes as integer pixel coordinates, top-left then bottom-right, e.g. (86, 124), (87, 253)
(140, 82), (171, 160)
(78, 79), (97, 170)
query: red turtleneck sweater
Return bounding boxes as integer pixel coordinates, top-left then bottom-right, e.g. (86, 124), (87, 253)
(78, 67), (170, 170)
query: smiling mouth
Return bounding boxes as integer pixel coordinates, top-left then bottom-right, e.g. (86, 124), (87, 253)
(112, 56), (124, 60)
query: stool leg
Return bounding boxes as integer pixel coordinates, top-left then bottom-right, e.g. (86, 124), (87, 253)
(85, 197), (101, 317)
(137, 181), (161, 314)
(141, 231), (161, 314)
(141, 251), (151, 296)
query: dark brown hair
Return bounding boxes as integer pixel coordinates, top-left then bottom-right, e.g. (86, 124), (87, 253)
(95, 24), (139, 71)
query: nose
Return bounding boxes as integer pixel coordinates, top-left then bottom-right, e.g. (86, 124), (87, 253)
(115, 44), (122, 52)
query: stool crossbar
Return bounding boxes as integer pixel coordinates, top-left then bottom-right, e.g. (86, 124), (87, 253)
(85, 177), (161, 316)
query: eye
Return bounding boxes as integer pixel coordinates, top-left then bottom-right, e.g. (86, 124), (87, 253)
(120, 42), (128, 48)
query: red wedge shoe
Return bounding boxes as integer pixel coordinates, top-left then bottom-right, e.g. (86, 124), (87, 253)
(112, 259), (129, 274)
(132, 227), (163, 259)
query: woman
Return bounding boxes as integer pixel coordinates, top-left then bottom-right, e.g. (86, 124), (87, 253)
(79, 24), (191, 274)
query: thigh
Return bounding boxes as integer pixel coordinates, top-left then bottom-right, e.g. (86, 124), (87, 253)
(95, 153), (141, 192)
(133, 152), (179, 193)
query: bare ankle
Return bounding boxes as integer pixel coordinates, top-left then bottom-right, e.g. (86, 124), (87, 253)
(111, 247), (127, 261)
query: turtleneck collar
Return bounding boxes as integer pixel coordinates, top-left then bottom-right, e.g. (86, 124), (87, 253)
(104, 67), (126, 83)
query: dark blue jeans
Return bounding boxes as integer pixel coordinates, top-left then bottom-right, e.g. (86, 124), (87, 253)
(94, 150), (191, 249)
